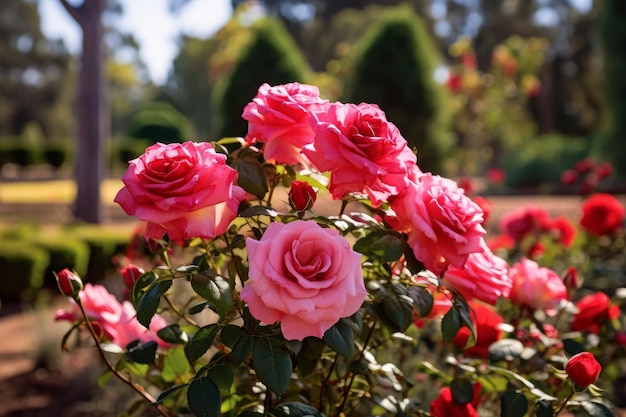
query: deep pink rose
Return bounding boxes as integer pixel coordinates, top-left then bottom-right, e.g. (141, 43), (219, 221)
(499, 205), (551, 241)
(390, 173), (485, 275)
(508, 258), (567, 315)
(240, 220), (367, 341)
(443, 240), (511, 305)
(55, 283), (168, 348)
(243, 82), (329, 166)
(580, 193), (625, 236)
(303, 102), (418, 207)
(114, 141), (245, 243)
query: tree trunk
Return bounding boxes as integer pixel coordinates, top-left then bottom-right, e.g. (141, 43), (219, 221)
(60, 0), (108, 223)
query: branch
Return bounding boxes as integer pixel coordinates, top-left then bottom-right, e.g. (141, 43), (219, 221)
(58, 0), (85, 23)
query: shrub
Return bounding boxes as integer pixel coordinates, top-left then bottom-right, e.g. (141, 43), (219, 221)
(127, 101), (192, 145)
(0, 240), (49, 301)
(0, 137), (42, 167)
(32, 238), (90, 288)
(214, 18), (309, 140)
(503, 134), (590, 189)
(112, 138), (153, 169)
(44, 140), (72, 169)
(342, 7), (451, 174)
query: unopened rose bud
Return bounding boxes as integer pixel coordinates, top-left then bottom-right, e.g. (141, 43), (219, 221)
(288, 180), (317, 212)
(55, 268), (83, 298)
(563, 266), (581, 292)
(120, 264), (145, 289)
(565, 351), (601, 387)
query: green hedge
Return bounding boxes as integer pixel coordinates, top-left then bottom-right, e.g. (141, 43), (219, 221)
(32, 238), (90, 288)
(0, 138), (72, 168)
(0, 240), (49, 301)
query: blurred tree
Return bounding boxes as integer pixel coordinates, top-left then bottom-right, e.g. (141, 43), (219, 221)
(598, 0), (626, 179)
(342, 6), (451, 174)
(59, 0), (109, 224)
(0, 0), (71, 138)
(213, 17), (310, 139)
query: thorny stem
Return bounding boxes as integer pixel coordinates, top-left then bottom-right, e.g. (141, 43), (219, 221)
(319, 354), (340, 411)
(339, 199), (349, 217)
(554, 387), (576, 416)
(163, 294), (198, 327)
(76, 299), (172, 417)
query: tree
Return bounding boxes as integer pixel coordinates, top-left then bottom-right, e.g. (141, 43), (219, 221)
(0, 0), (71, 138)
(342, 6), (451, 174)
(59, 0), (108, 224)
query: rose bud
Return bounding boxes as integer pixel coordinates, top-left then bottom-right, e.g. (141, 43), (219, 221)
(562, 266), (581, 297)
(55, 268), (83, 298)
(288, 180), (317, 212)
(120, 264), (145, 289)
(565, 352), (602, 387)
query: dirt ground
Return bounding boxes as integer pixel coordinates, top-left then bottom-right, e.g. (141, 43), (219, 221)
(1, 193), (625, 416)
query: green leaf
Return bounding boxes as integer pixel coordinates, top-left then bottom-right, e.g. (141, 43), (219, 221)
(157, 324), (189, 345)
(230, 334), (254, 365)
(450, 377), (474, 405)
(162, 347), (191, 383)
(252, 337), (292, 397)
(207, 364), (234, 390)
(353, 230), (405, 262)
(188, 302), (208, 315)
(131, 270), (158, 308)
(323, 318), (355, 358)
(191, 273), (233, 318)
(375, 284), (414, 333)
(220, 325), (244, 348)
(535, 399), (553, 417)
(272, 402), (326, 417)
(296, 337), (326, 377)
(126, 340), (157, 365)
(441, 307), (462, 344)
(239, 205), (278, 218)
(185, 324), (219, 364)
(501, 390), (528, 417)
(408, 286), (434, 317)
(187, 376), (221, 417)
(233, 157), (269, 200)
(579, 400), (616, 417)
(155, 384), (187, 405)
(175, 265), (199, 273)
(136, 280), (171, 329)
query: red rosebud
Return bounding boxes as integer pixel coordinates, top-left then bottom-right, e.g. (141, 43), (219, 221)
(565, 352), (601, 387)
(562, 267), (581, 296)
(288, 180), (317, 212)
(55, 268), (83, 298)
(120, 264), (145, 289)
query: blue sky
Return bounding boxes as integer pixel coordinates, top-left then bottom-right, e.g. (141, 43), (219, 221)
(39, 0), (233, 85)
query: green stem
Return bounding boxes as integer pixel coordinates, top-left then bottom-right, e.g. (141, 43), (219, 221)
(76, 299), (172, 417)
(554, 387), (575, 416)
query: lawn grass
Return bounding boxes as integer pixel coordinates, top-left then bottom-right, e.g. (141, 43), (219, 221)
(0, 179), (123, 204)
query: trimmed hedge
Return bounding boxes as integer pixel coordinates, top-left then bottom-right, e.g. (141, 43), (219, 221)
(32, 238), (90, 289)
(0, 240), (49, 300)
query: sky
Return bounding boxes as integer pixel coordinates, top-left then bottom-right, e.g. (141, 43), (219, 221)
(39, 0), (233, 85)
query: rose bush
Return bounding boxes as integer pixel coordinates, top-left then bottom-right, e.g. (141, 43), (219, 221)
(54, 82), (623, 417)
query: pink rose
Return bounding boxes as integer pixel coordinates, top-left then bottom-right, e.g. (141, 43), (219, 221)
(508, 258), (567, 315)
(443, 240), (511, 305)
(390, 173), (485, 275)
(243, 82), (329, 166)
(240, 220), (367, 341)
(303, 102), (418, 207)
(55, 283), (168, 348)
(114, 141), (245, 243)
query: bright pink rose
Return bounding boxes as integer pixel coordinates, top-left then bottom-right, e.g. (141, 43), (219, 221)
(508, 258), (567, 315)
(443, 240), (511, 305)
(243, 82), (329, 166)
(114, 141), (246, 244)
(390, 173), (485, 275)
(240, 220), (367, 341)
(580, 193), (625, 236)
(55, 283), (168, 348)
(499, 205), (551, 241)
(453, 301), (504, 358)
(303, 102), (418, 207)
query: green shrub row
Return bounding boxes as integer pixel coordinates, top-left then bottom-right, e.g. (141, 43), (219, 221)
(0, 225), (133, 301)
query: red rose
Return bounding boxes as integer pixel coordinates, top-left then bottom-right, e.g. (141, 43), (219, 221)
(453, 301), (504, 358)
(288, 180), (317, 212)
(565, 352), (601, 387)
(570, 292), (620, 334)
(430, 386), (479, 417)
(55, 268), (83, 298)
(580, 193), (625, 236)
(549, 216), (576, 247)
(499, 205), (551, 241)
(120, 264), (145, 289)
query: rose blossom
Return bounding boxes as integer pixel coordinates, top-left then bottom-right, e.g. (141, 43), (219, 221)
(443, 240), (511, 305)
(303, 102), (418, 207)
(55, 283), (168, 348)
(243, 82), (329, 166)
(114, 141), (246, 244)
(566, 352), (601, 387)
(390, 173), (485, 275)
(430, 386), (479, 417)
(240, 220), (367, 341)
(570, 292), (620, 334)
(453, 301), (504, 358)
(508, 258), (567, 315)
(580, 193), (625, 236)
(288, 180), (317, 212)
(499, 205), (551, 242)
